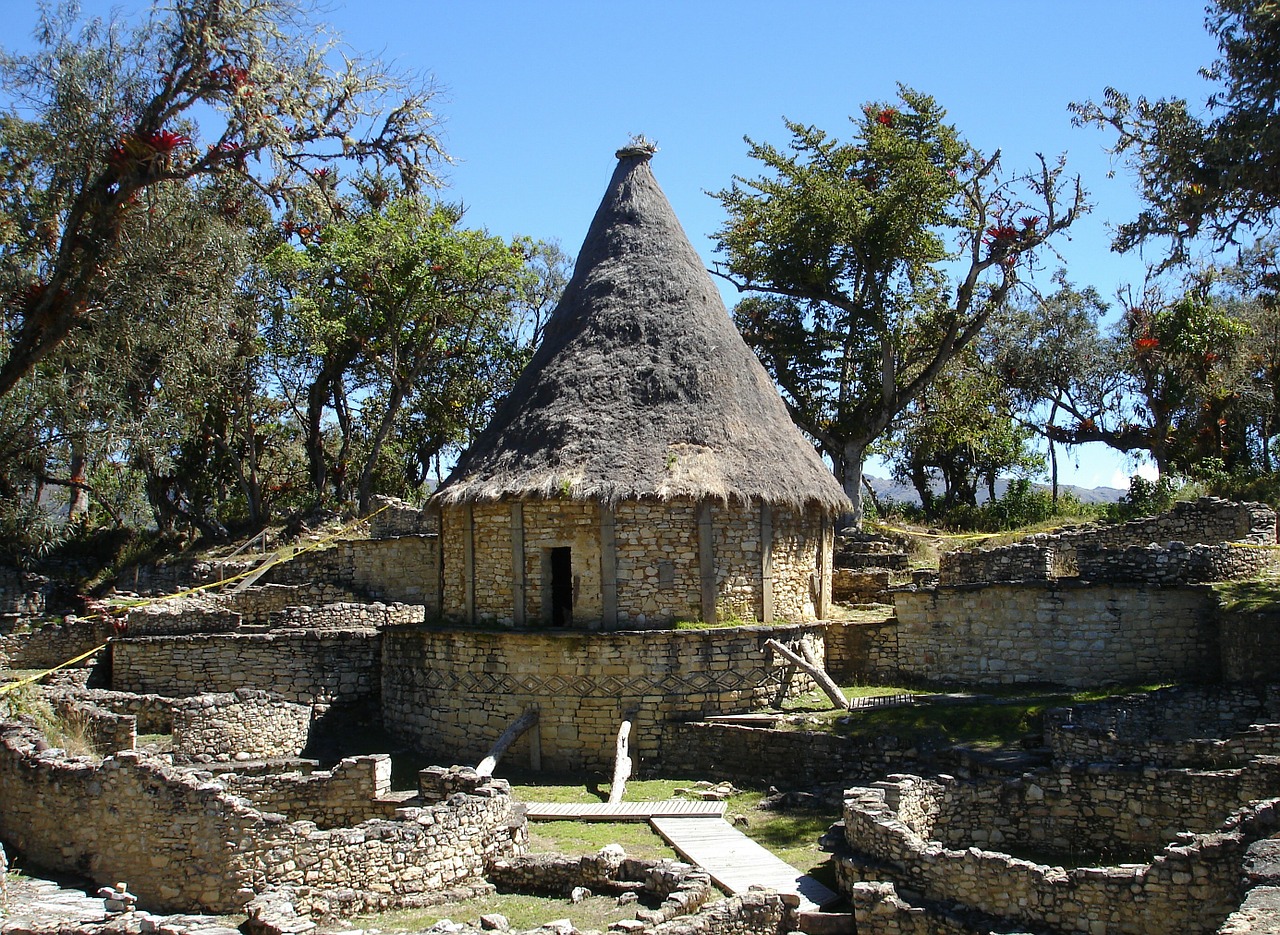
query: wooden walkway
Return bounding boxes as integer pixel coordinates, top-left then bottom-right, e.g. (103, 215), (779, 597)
(522, 800), (726, 821)
(649, 816), (839, 912)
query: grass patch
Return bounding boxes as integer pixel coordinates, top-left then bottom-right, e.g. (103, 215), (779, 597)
(359, 890), (645, 933)
(1214, 578), (1280, 614)
(771, 682), (1175, 748)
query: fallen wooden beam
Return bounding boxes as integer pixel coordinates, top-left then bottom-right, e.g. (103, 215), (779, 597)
(765, 638), (848, 709)
(476, 707), (539, 777)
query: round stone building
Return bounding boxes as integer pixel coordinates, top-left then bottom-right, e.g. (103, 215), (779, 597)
(433, 143), (848, 629)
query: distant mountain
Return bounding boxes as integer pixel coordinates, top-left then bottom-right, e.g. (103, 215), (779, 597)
(864, 474), (1126, 508)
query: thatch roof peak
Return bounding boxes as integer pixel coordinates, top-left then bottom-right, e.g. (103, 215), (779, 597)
(435, 149), (849, 514)
(615, 135), (658, 160)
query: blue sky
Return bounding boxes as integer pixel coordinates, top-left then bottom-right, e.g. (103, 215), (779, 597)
(7, 1), (1226, 489)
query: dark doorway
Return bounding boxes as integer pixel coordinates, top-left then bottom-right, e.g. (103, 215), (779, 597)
(550, 546), (573, 627)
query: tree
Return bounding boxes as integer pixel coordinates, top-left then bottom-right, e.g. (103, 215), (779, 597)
(985, 277), (1112, 501)
(265, 196), (540, 513)
(0, 0), (443, 399)
(883, 350), (1043, 518)
(712, 86), (1084, 521)
(1046, 274), (1250, 476)
(1070, 1), (1280, 261)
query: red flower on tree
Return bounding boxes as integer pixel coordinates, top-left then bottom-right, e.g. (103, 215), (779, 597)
(1134, 336), (1160, 352)
(876, 108), (896, 126)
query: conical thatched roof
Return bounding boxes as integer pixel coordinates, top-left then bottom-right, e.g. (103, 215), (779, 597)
(436, 144), (850, 514)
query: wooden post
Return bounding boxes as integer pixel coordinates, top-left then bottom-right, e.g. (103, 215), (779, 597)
(476, 707), (540, 777)
(760, 502), (774, 623)
(817, 514), (832, 619)
(765, 637), (848, 709)
(697, 500), (717, 625)
(462, 503), (476, 624)
(600, 505), (618, 629)
(511, 502), (525, 626)
(608, 720), (633, 804)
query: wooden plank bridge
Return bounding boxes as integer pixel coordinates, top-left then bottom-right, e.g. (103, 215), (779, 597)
(521, 800), (725, 820)
(523, 801), (838, 912)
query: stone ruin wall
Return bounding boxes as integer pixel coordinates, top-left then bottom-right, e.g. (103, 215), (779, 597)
(891, 582), (1219, 687)
(170, 690), (312, 759)
(0, 616), (115, 670)
(870, 764), (1280, 857)
(441, 496), (829, 628)
(940, 497), (1276, 587)
(381, 622), (825, 772)
(0, 565), (50, 617)
(659, 719), (936, 788)
(213, 754), (404, 828)
(1043, 684), (1280, 768)
(837, 772), (1280, 935)
(0, 718), (526, 915)
(110, 629), (381, 707)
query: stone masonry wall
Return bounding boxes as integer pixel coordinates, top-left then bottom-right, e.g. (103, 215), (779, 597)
(0, 617), (115, 670)
(881, 764), (1280, 857)
(658, 720), (937, 787)
(441, 496), (829, 628)
(269, 536), (439, 610)
(939, 497), (1276, 586)
(837, 774), (1280, 935)
(1043, 684), (1280, 767)
(824, 617), (899, 682)
(0, 565), (50, 616)
(266, 601), (425, 629)
(0, 719), (525, 915)
(891, 582), (1218, 686)
(170, 690), (312, 759)
(382, 622), (825, 771)
(366, 495), (438, 539)
(110, 629), (380, 705)
(216, 754), (402, 828)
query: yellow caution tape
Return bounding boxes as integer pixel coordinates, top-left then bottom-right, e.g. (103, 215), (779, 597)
(0, 643), (107, 696)
(0, 504), (396, 699)
(105, 504), (391, 610)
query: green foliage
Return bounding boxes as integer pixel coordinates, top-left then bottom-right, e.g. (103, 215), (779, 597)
(265, 195), (553, 511)
(1105, 474), (1180, 522)
(1071, 1), (1280, 262)
(0, 498), (65, 569)
(713, 85), (1084, 519)
(0, 0), (445, 399)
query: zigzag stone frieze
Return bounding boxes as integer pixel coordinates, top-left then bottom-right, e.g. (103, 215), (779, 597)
(418, 665), (783, 697)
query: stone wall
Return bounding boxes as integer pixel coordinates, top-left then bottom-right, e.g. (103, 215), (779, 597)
(266, 601), (425, 630)
(216, 754), (403, 828)
(0, 719), (526, 914)
(0, 565), (50, 616)
(0, 617), (115, 670)
(867, 764), (1280, 858)
(940, 497), (1276, 586)
(269, 537), (439, 610)
(366, 495), (437, 539)
(659, 720), (937, 787)
(382, 622), (825, 771)
(837, 773), (1280, 935)
(124, 597), (241, 636)
(110, 629), (380, 706)
(1043, 684), (1280, 767)
(1221, 606), (1280, 683)
(441, 496), (831, 628)
(171, 690), (312, 759)
(1077, 540), (1276, 584)
(891, 582), (1218, 686)
(222, 583), (360, 626)
(43, 687), (173, 735)
(824, 617), (899, 682)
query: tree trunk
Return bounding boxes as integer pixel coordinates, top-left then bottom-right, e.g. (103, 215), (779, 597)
(839, 441), (870, 528)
